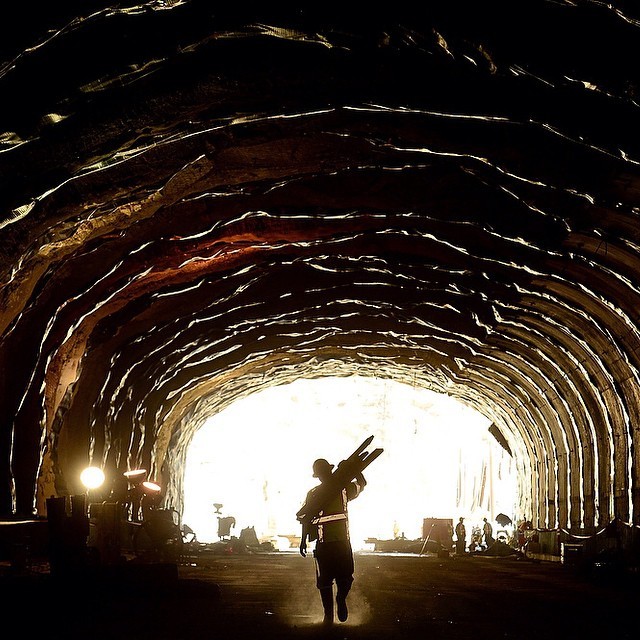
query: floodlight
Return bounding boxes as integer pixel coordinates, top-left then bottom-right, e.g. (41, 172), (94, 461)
(80, 466), (105, 490)
(123, 469), (147, 482)
(142, 481), (161, 494)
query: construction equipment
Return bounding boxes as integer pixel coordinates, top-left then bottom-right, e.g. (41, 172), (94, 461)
(296, 435), (383, 524)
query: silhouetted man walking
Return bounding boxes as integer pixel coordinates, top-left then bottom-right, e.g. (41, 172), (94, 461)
(298, 457), (366, 626)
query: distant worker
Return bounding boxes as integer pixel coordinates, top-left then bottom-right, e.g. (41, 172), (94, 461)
(483, 517), (495, 548)
(298, 457), (367, 626)
(517, 517), (532, 551)
(455, 517), (466, 555)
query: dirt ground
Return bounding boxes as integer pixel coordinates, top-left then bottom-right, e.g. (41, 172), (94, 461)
(2, 550), (638, 639)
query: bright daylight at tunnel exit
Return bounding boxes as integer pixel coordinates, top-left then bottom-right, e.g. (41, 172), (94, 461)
(182, 376), (518, 551)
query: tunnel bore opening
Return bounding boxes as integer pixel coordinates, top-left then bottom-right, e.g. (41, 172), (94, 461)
(182, 376), (519, 550)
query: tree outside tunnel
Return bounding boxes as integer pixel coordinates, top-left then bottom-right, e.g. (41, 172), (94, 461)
(182, 376), (518, 550)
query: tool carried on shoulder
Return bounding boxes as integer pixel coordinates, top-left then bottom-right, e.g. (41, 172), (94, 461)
(297, 435), (383, 523)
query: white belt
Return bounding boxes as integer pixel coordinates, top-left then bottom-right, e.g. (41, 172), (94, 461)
(312, 513), (348, 525)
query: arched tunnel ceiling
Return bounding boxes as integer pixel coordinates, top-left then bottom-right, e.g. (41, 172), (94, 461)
(1, 1), (640, 528)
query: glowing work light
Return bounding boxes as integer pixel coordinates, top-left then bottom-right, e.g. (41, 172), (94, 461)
(80, 466), (105, 490)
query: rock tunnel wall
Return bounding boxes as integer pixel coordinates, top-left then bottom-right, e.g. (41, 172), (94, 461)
(1, 2), (640, 533)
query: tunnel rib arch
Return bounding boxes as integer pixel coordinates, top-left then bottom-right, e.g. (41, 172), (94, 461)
(1, 3), (640, 543)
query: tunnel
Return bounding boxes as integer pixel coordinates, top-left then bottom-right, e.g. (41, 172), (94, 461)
(2, 0), (640, 576)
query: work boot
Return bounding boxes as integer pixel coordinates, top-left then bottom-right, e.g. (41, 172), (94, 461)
(336, 592), (348, 622)
(320, 587), (334, 625)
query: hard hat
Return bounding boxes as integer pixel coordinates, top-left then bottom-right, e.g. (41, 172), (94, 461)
(312, 458), (334, 478)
